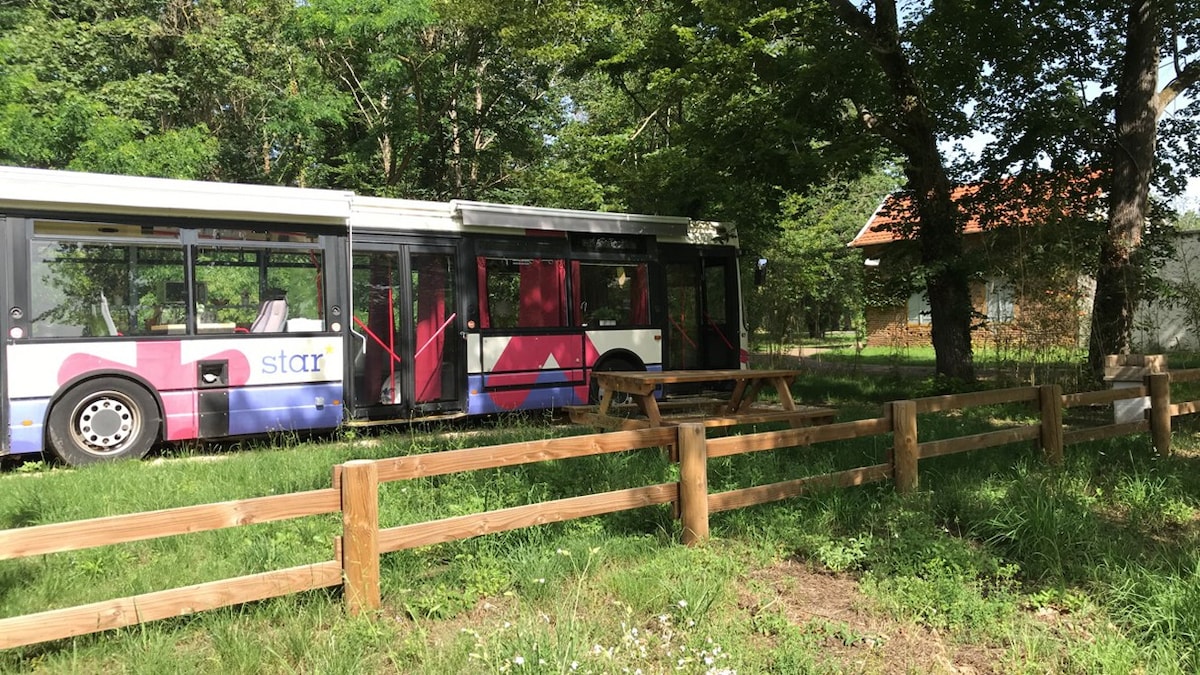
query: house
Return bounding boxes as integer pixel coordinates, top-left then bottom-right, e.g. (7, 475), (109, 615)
(848, 177), (1102, 351)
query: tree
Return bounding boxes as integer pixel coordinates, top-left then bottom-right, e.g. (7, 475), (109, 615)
(0, 0), (340, 183)
(822, 0), (988, 381)
(0, 1), (219, 177)
(290, 0), (564, 199)
(965, 0), (1200, 377)
(525, 1), (885, 238)
(1087, 0), (1200, 376)
(747, 169), (897, 347)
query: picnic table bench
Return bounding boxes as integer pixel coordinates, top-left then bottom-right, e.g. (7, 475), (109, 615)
(567, 368), (836, 431)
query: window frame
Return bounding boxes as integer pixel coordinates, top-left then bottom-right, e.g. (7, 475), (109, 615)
(906, 291), (932, 326)
(18, 215), (337, 341)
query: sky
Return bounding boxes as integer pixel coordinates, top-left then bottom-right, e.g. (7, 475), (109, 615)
(1181, 177), (1200, 214)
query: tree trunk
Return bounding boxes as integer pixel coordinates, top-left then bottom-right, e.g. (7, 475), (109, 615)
(909, 157), (975, 382)
(827, 0), (975, 381)
(1087, 0), (1159, 379)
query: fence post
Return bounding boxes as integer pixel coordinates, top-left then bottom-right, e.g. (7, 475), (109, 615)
(678, 423), (709, 545)
(1148, 372), (1172, 457)
(341, 459), (380, 615)
(1039, 384), (1064, 466)
(892, 400), (918, 494)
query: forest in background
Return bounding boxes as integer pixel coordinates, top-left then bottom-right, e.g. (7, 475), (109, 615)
(2, 0), (1198, 378)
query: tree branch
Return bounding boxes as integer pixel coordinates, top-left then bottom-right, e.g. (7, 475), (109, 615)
(629, 108), (660, 141)
(854, 102), (907, 147)
(826, 0), (876, 43)
(1155, 59), (1200, 116)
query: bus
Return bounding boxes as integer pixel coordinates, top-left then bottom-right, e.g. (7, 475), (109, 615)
(0, 167), (747, 465)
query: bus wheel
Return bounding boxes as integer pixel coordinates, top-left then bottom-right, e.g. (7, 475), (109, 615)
(588, 357), (645, 405)
(48, 378), (160, 466)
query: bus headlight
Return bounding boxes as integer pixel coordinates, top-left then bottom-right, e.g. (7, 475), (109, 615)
(9, 327), (24, 339)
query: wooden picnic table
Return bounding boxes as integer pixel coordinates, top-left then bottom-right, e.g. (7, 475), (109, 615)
(567, 368), (836, 430)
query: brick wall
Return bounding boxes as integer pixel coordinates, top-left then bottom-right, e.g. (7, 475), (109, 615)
(864, 281), (1085, 350)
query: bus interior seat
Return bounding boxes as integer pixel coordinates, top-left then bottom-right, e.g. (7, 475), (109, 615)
(250, 298), (288, 333)
(99, 291), (119, 336)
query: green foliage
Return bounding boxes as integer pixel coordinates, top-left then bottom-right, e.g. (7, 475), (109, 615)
(0, 2), (246, 178)
(745, 169), (897, 348)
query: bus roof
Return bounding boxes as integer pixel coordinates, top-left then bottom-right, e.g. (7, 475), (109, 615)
(452, 200), (690, 238)
(0, 167), (730, 242)
(348, 196), (691, 239)
(0, 166), (354, 225)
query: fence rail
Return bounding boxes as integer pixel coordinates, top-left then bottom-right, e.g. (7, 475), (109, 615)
(378, 483), (679, 553)
(1063, 386), (1147, 407)
(911, 386), (1040, 414)
(0, 489), (341, 560)
(919, 425), (1041, 459)
(3, 366), (1200, 650)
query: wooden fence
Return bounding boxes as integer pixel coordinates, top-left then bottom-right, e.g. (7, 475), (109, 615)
(2, 369), (1199, 650)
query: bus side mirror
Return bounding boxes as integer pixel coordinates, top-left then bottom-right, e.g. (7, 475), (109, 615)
(754, 258), (767, 286)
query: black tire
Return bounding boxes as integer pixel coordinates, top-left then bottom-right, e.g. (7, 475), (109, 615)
(588, 357), (645, 405)
(47, 377), (161, 466)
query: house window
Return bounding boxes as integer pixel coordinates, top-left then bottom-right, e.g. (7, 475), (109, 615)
(907, 291), (931, 326)
(986, 280), (1015, 323)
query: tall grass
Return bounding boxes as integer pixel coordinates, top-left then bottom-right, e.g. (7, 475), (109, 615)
(2, 377), (1200, 672)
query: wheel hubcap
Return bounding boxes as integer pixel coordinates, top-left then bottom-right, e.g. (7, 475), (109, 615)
(72, 393), (139, 454)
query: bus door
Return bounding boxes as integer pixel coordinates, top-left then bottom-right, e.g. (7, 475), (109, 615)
(0, 217), (12, 449)
(663, 251), (741, 373)
(350, 243), (464, 419)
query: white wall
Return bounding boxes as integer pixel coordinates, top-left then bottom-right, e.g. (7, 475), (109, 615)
(1133, 232), (1200, 351)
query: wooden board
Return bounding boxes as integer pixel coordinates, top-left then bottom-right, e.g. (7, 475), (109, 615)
(659, 406), (835, 429)
(0, 489), (341, 560)
(708, 465), (891, 513)
(1172, 400), (1200, 417)
(567, 397), (727, 416)
(1171, 368), (1200, 383)
(0, 561), (342, 650)
(1063, 387), (1147, 408)
(571, 405), (835, 433)
(566, 409), (655, 430)
(593, 369), (799, 387)
(918, 426), (1040, 459)
(707, 416), (891, 458)
(378, 483), (678, 552)
(911, 387), (1039, 414)
(1064, 420), (1149, 445)
(373, 427), (677, 482)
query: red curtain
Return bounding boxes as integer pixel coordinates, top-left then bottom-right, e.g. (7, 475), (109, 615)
(476, 257), (490, 329)
(517, 259), (566, 327)
(631, 264), (649, 324)
(570, 261), (583, 326)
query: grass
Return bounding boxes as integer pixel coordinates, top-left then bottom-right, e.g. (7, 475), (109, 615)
(2, 381), (1200, 672)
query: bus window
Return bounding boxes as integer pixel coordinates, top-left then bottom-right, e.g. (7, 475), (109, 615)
(29, 240), (185, 338)
(572, 262), (648, 327)
(477, 257), (566, 329)
(195, 247), (325, 333)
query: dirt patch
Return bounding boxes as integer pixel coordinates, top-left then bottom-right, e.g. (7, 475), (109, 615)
(741, 559), (1004, 674)
(390, 558), (1008, 673)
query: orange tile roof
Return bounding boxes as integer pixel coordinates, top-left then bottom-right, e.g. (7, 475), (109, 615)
(850, 175), (1104, 248)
